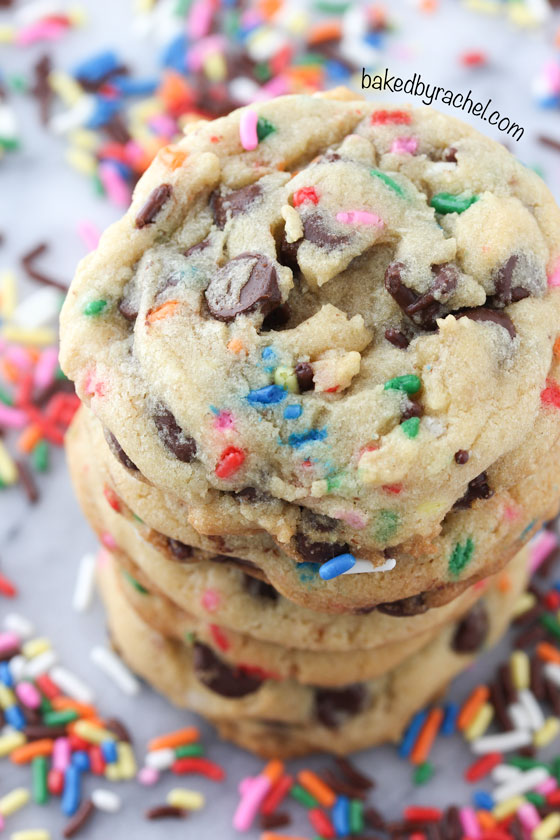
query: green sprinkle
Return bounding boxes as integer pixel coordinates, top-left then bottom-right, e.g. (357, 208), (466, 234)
(430, 192), (479, 214)
(448, 537), (475, 577)
(8, 74), (28, 94)
(32, 756), (49, 805)
(290, 784), (318, 809)
(257, 117), (276, 142)
(507, 755), (549, 770)
(401, 417), (420, 439)
(122, 569), (149, 595)
(540, 612), (560, 641)
(175, 743), (204, 758)
(32, 440), (49, 473)
(39, 696), (53, 715)
(92, 173), (105, 197)
(0, 136), (20, 151)
(293, 52), (326, 67)
(174, 0), (191, 15)
(132, 513), (144, 524)
(83, 299), (107, 316)
(374, 509), (399, 543)
(254, 63), (272, 83)
(326, 472), (345, 492)
(413, 761), (434, 785)
(371, 168), (405, 198)
(350, 799), (364, 834)
(55, 365), (69, 381)
(0, 386), (13, 406)
(223, 9), (240, 39)
(525, 792), (546, 807)
(314, 0), (351, 11)
(384, 374), (421, 395)
(43, 709), (79, 726)
(184, 631), (195, 645)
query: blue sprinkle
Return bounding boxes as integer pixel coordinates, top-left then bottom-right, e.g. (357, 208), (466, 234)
(72, 750), (91, 772)
(319, 553), (356, 580)
(297, 562), (321, 582)
(287, 428), (327, 448)
(473, 791), (494, 811)
(86, 96), (122, 129)
(0, 661), (13, 687)
(365, 31), (384, 48)
(61, 765), (81, 817)
(332, 795), (350, 837)
(261, 347), (276, 361)
(73, 50), (120, 83)
(520, 519), (537, 539)
(284, 404), (302, 420)
(209, 405), (220, 415)
(326, 60), (351, 82)
(399, 708), (428, 758)
(98, 158), (131, 180)
(101, 740), (118, 763)
(441, 703), (459, 735)
(160, 34), (188, 72)
(247, 385), (286, 405)
(4, 704), (25, 730)
(112, 76), (159, 97)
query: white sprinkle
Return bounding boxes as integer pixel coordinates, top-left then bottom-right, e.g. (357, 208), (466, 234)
(49, 96), (95, 135)
(518, 689), (545, 731)
(91, 789), (122, 813)
(145, 747), (175, 771)
(90, 647), (140, 696)
(24, 650), (58, 679)
(423, 417), (446, 438)
(0, 104), (18, 141)
(12, 287), (63, 329)
(508, 702), (532, 732)
(544, 663), (560, 689)
(50, 666), (95, 704)
(3, 614), (35, 639)
(492, 764), (522, 784)
(228, 77), (261, 105)
(471, 729), (532, 754)
(342, 557), (396, 576)
(8, 655), (27, 683)
(492, 766), (550, 803)
(72, 554), (97, 612)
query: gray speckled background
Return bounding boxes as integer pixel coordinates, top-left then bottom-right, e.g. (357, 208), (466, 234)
(1, 1), (560, 836)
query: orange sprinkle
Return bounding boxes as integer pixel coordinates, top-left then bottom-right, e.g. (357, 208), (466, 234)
(307, 20), (343, 45)
(410, 707), (444, 765)
(537, 641), (560, 666)
(477, 811), (497, 830)
(497, 572), (511, 592)
(11, 739), (54, 764)
(261, 835), (309, 840)
(158, 70), (193, 112)
(554, 336), (560, 360)
(146, 300), (179, 324)
(158, 145), (188, 171)
(227, 338), (246, 354)
(263, 760), (285, 785)
(1, 358), (19, 383)
(148, 726), (200, 752)
(458, 685), (489, 731)
(297, 769), (336, 808)
(258, 0), (282, 18)
(51, 697), (98, 717)
(17, 424), (42, 454)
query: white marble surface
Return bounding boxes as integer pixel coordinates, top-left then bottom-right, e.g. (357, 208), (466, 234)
(1, 1), (560, 837)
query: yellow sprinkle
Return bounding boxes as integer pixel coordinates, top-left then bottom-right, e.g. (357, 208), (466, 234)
(533, 813), (560, 840)
(203, 52), (227, 83)
(67, 4), (88, 26)
(508, 5), (540, 27)
(512, 592), (536, 619)
(0, 270), (17, 318)
(11, 832), (51, 840)
(73, 720), (117, 744)
(0, 440), (17, 486)
(0, 25), (15, 43)
(130, 99), (161, 122)
(534, 717), (560, 749)
(416, 500), (447, 517)
(274, 365), (298, 393)
(104, 763), (121, 782)
(22, 638), (51, 659)
(284, 11), (309, 35)
(0, 731), (26, 758)
(117, 742), (137, 780)
(1, 325), (57, 345)
(166, 789), (205, 811)
(464, 0), (501, 13)
(68, 129), (98, 151)
(0, 787), (30, 816)
(48, 71), (83, 106)
(493, 795), (525, 820)
(65, 147), (97, 177)
(511, 650), (530, 690)
(134, 0), (157, 11)
(0, 684), (16, 709)
(465, 703), (494, 741)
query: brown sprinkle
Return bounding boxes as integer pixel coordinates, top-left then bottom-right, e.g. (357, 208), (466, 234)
(63, 799), (95, 838)
(16, 460), (38, 504)
(260, 812), (291, 830)
(135, 184), (173, 229)
(334, 756), (375, 790)
(146, 805), (187, 820)
(20, 243), (68, 292)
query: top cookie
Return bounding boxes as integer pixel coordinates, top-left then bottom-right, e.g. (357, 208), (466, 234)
(60, 88), (560, 561)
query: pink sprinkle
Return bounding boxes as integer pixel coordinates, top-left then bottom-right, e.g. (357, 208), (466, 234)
(148, 115), (176, 139)
(96, 549), (110, 568)
(544, 61), (560, 94)
(138, 766), (160, 786)
(53, 737), (72, 771)
(213, 410), (235, 430)
(459, 807), (481, 839)
(77, 220), (101, 253)
(16, 20), (68, 46)
(517, 802), (540, 831)
(336, 210), (384, 228)
(253, 76), (290, 101)
(233, 773), (271, 831)
(201, 589), (220, 612)
(390, 135), (419, 155)
(16, 681), (42, 709)
(0, 816), (4, 831)
(238, 777), (256, 795)
(98, 162), (131, 208)
(536, 777), (557, 795)
(0, 631), (20, 654)
(34, 346), (59, 390)
(101, 532), (117, 550)
(0, 404), (28, 429)
(187, 36), (227, 72)
(5, 345), (32, 370)
(124, 140), (146, 167)
(503, 504), (520, 521)
(333, 509), (367, 529)
(473, 579), (488, 591)
(529, 529), (558, 573)
(239, 109), (259, 151)
(188, 0), (214, 39)
(547, 257), (560, 287)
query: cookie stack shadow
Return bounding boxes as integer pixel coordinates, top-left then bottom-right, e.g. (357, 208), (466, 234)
(67, 405), (533, 758)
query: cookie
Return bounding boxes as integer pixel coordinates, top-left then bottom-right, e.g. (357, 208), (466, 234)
(60, 88), (560, 566)
(97, 544), (529, 757)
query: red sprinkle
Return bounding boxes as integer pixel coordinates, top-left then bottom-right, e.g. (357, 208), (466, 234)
(460, 50), (488, 67)
(103, 485), (121, 513)
(89, 745), (106, 775)
(464, 752), (502, 783)
(371, 109), (412, 125)
(35, 673), (60, 700)
(309, 807), (335, 838)
(215, 446), (245, 479)
(547, 790), (560, 805)
(541, 379), (560, 409)
(209, 624), (230, 652)
(404, 807), (443, 823)
(293, 187), (319, 207)
(0, 572), (18, 598)
(260, 774), (294, 815)
(69, 733), (90, 752)
(382, 483), (402, 495)
(171, 757), (225, 781)
(47, 768), (64, 796)
(544, 591), (560, 610)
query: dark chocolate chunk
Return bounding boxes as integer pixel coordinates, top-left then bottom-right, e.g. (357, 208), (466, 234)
(442, 146), (457, 162)
(385, 261), (458, 330)
(490, 255), (531, 307)
(193, 642), (263, 698)
(277, 232), (301, 272)
(454, 449), (469, 465)
(118, 295), (139, 322)
(205, 253), (282, 322)
(153, 404), (197, 462)
(315, 684), (368, 728)
(210, 182), (263, 229)
(167, 538), (193, 561)
(456, 307), (516, 339)
(295, 534), (350, 564)
(303, 212), (350, 249)
(104, 428), (139, 472)
(377, 592), (430, 617)
(184, 237), (210, 257)
(135, 184), (173, 229)
(453, 471), (493, 509)
(243, 574), (278, 601)
(451, 602), (489, 653)
(261, 303), (291, 332)
(295, 362), (314, 392)
(385, 328), (410, 349)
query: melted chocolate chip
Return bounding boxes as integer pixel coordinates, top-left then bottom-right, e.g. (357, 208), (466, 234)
(295, 362), (314, 392)
(377, 592), (430, 617)
(261, 303), (291, 332)
(243, 574), (278, 601)
(118, 295), (139, 323)
(210, 183), (262, 229)
(205, 253), (282, 322)
(153, 404), (197, 462)
(184, 238), (210, 258)
(167, 538), (193, 561)
(453, 471), (494, 509)
(490, 255), (531, 308)
(277, 233), (301, 272)
(456, 307), (516, 339)
(193, 642), (263, 697)
(315, 684), (368, 729)
(454, 449), (469, 465)
(303, 213), (351, 249)
(385, 261), (458, 330)
(104, 428), (139, 472)
(385, 328), (410, 349)
(452, 602), (489, 653)
(295, 534), (350, 564)
(442, 146), (457, 162)
(400, 400), (423, 421)
(135, 184), (173, 229)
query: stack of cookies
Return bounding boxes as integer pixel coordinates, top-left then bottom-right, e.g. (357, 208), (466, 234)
(61, 89), (560, 757)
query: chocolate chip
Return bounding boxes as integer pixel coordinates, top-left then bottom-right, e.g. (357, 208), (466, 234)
(456, 307), (516, 339)
(385, 261), (458, 330)
(277, 232), (301, 272)
(452, 602), (489, 653)
(454, 449), (469, 464)
(135, 184), (173, 229)
(315, 684), (368, 728)
(490, 255), (532, 308)
(400, 400), (423, 421)
(303, 213), (351, 249)
(442, 146), (457, 162)
(261, 303), (291, 332)
(453, 471), (493, 509)
(385, 328), (410, 349)
(243, 574), (278, 601)
(295, 534), (350, 564)
(193, 642), (263, 698)
(103, 428), (139, 472)
(295, 362), (314, 392)
(377, 592), (430, 617)
(184, 237), (210, 257)
(167, 538), (193, 561)
(153, 404), (197, 462)
(210, 183), (263, 229)
(118, 294), (139, 322)
(205, 253), (282, 322)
